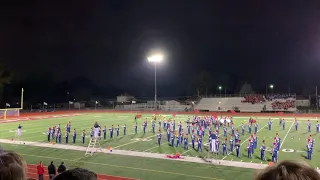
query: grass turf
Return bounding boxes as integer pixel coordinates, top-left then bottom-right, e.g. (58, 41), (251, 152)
(0, 113), (319, 179)
(1, 143), (256, 180)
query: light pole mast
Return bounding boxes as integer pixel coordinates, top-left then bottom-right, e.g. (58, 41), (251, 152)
(148, 54), (163, 110)
(154, 63), (157, 106)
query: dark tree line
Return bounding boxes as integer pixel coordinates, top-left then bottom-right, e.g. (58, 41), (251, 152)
(3, 69), (258, 104)
(186, 70), (255, 97)
(4, 72), (120, 104)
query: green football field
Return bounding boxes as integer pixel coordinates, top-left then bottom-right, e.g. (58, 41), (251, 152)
(0, 113), (319, 180)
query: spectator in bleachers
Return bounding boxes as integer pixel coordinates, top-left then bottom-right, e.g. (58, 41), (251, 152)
(254, 160), (320, 180)
(266, 94), (296, 101)
(272, 100), (295, 110)
(48, 161), (57, 180)
(54, 168), (97, 180)
(242, 94), (296, 105)
(57, 162), (66, 174)
(242, 94), (265, 104)
(0, 149), (25, 180)
(37, 161), (45, 180)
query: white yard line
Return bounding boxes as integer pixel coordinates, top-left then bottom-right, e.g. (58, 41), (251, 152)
(280, 121), (294, 148)
(3, 138), (320, 173)
(1, 117), (131, 139)
(0, 116), (115, 133)
(143, 142), (167, 152)
(181, 147), (192, 155)
(113, 134), (158, 149)
(221, 119), (276, 160)
(0, 115), (86, 128)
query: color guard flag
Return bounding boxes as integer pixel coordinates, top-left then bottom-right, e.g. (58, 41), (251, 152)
(69, 101), (73, 105)
(212, 113), (217, 119)
(5, 103), (10, 107)
(43, 102), (48, 106)
(230, 109), (236, 114)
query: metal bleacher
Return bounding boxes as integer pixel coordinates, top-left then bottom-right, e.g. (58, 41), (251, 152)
(196, 97), (264, 112)
(196, 97), (296, 112)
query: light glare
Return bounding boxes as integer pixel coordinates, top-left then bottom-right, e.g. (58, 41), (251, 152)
(148, 55), (163, 63)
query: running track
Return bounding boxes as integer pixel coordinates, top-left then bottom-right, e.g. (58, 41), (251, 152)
(26, 164), (137, 180)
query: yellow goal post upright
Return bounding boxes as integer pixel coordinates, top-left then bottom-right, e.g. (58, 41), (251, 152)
(1, 88), (24, 120)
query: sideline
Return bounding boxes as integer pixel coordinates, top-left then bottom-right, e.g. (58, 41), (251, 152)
(20, 152), (223, 180)
(0, 138), (266, 170)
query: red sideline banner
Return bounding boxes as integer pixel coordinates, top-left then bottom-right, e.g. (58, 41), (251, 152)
(6, 110), (320, 118)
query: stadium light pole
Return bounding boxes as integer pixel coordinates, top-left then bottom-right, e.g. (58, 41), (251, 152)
(218, 86), (222, 97)
(270, 84), (274, 94)
(148, 54), (163, 109)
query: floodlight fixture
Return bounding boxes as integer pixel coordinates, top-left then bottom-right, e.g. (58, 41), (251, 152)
(148, 54), (163, 63)
(148, 54), (164, 110)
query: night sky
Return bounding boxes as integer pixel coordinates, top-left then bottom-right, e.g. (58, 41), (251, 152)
(2, 1), (320, 97)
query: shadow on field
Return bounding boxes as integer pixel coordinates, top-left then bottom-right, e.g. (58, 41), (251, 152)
(130, 134), (137, 138)
(300, 154), (308, 159)
(117, 136), (124, 140)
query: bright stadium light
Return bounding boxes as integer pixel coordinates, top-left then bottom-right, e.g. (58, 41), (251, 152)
(270, 84), (274, 94)
(148, 54), (163, 63)
(148, 54), (164, 109)
(266, 84), (274, 95)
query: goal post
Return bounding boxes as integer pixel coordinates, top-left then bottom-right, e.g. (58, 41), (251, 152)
(0, 109), (20, 119)
(0, 88), (24, 120)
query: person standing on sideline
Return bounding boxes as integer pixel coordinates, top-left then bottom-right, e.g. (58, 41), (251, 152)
(37, 161), (45, 180)
(57, 162), (67, 174)
(48, 161), (56, 180)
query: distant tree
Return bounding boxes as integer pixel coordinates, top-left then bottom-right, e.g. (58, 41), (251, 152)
(239, 82), (255, 95)
(215, 74), (236, 95)
(70, 77), (95, 101)
(188, 70), (214, 97)
(22, 71), (54, 102)
(0, 65), (12, 102)
(73, 87), (92, 101)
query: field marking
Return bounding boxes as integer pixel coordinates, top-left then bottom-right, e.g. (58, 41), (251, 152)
(3, 117), (156, 142)
(280, 121), (295, 148)
(0, 115), (86, 128)
(17, 152), (223, 180)
(143, 142), (167, 152)
(0, 117), (131, 139)
(221, 119), (276, 160)
(113, 134), (158, 149)
(0, 115), (127, 132)
(0, 118), (98, 133)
